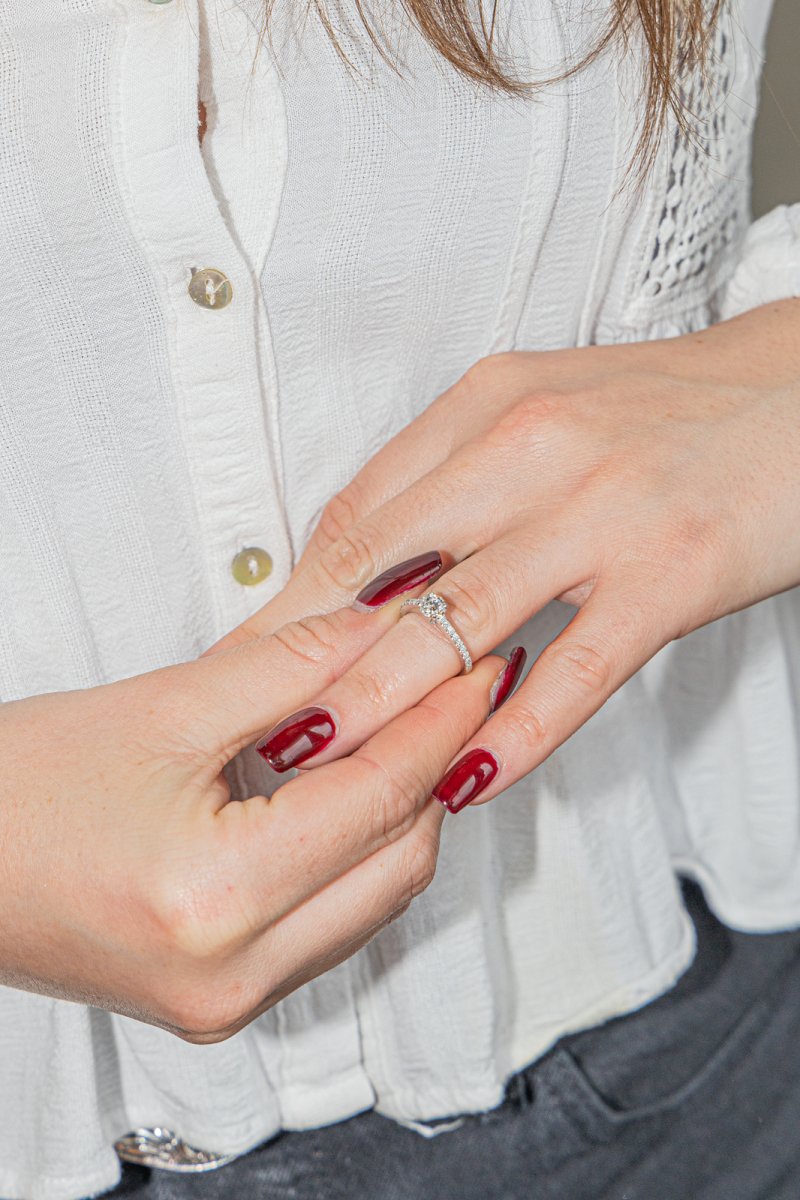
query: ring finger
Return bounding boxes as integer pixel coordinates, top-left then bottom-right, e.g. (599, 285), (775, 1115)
(253, 526), (596, 773)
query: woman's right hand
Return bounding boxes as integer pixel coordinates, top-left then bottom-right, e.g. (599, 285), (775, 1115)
(0, 605), (501, 1043)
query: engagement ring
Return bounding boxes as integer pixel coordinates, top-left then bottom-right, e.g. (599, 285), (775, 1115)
(399, 592), (473, 674)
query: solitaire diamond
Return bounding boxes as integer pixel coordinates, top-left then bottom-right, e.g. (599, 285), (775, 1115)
(419, 592), (448, 619)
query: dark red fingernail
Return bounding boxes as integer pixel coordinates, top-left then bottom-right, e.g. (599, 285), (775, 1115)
(432, 748), (500, 814)
(489, 646), (527, 715)
(353, 551), (443, 610)
(255, 706), (336, 772)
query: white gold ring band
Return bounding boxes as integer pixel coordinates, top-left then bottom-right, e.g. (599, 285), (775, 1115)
(399, 592), (473, 674)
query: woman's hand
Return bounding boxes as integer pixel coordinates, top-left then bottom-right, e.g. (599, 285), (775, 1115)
(0, 605), (502, 1040)
(207, 300), (800, 811)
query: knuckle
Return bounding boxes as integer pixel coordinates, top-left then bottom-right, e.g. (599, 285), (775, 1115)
(359, 753), (425, 848)
(148, 908), (255, 1040)
(315, 525), (380, 597)
(478, 394), (568, 472)
(150, 890), (227, 965)
(461, 351), (516, 395)
(501, 702), (550, 749)
(271, 613), (339, 669)
(397, 830), (439, 903)
(493, 392), (565, 446)
(316, 487), (362, 549)
(442, 569), (493, 635)
(161, 986), (249, 1043)
(461, 354), (495, 389)
(412, 693), (456, 730)
(343, 664), (399, 714)
(547, 638), (614, 697)
(145, 853), (242, 965)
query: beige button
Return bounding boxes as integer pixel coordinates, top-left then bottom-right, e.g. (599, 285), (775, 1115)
(188, 267), (233, 310)
(231, 547), (273, 586)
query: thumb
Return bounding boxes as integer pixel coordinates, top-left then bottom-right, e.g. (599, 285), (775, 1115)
(169, 604), (399, 763)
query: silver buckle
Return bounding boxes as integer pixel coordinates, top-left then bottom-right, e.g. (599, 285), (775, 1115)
(115, 1127), (240, 1173)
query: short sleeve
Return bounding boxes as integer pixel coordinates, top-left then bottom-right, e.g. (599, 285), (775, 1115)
(719, 206), (800, 321)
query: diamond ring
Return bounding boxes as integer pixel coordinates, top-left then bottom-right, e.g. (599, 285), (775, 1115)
(399, 592), (473, 674)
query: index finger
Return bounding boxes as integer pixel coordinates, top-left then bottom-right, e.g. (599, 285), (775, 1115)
(214, 653), (504, 934)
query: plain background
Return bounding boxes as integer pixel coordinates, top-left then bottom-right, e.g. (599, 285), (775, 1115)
(753, 0), (800, 217)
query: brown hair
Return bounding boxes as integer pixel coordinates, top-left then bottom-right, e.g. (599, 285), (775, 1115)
(259, 0), (724, 176)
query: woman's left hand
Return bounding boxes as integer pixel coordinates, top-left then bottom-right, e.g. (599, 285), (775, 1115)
(207, 299), (800, 812)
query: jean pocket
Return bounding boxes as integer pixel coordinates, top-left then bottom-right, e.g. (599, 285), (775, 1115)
(548, 880), (800, 1121)
(536, 945), (800, 1160)
(551, 989), (773, 1135)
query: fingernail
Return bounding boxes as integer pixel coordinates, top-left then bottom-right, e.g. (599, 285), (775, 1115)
(489, 646), (527, 715)
(353, 551), (443, 610)
(255, 706), (337, 772)
(433, 748), (500, 814)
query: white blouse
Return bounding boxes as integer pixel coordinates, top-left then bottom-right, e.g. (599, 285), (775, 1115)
(1, 1), (799, 1197)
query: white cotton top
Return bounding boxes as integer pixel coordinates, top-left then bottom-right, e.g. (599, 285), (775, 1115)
(1, 0), (800, 1196)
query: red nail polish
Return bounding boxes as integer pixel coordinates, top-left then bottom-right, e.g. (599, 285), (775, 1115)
(489, 646), (527, 715)
(433, 748), (500, 814)
(353, 551), (443, 609)
(255, 706), (336, 772)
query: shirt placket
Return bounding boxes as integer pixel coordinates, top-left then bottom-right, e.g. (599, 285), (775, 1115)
(114, 0), (292, 645)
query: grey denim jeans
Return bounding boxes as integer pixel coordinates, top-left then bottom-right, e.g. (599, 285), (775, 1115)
(106, 878), (800, 1200)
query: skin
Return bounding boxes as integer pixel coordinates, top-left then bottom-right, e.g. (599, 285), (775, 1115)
(0, 600), (505, 1041)
(3, 302), (798, 1040)
(208, 300), (800, 807)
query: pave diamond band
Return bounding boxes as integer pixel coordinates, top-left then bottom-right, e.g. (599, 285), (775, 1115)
(399, 591), (473, 674)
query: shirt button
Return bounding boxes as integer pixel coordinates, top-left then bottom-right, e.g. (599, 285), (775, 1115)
(231, 547), (274, 586)
(148, 1), (174, 5)
(188, 267), (233, 310)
